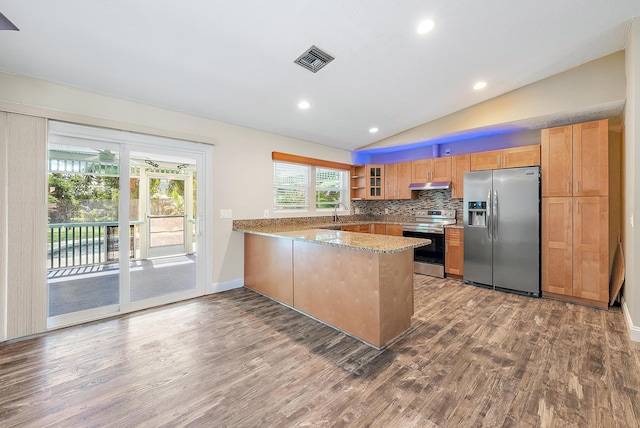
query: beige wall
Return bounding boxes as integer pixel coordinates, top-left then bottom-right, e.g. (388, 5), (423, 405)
(625, 18), (640, 340)
(364, 51), (626, 151)
(0, 72), (351, 332)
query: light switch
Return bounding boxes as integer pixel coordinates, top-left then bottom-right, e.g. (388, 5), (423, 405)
(220, 209), (232, 219)
(264, 209), (270, 218)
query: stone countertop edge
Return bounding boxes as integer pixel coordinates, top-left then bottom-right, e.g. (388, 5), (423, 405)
(444, 224), (464, 229)
(235, 228), (431, 254)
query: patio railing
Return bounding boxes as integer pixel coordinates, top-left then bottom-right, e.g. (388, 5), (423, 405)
(48, 222), (140, 269)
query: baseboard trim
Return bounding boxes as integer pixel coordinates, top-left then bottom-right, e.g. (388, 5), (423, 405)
(208, 278), (244, 294)
(622, 297), (640, 342)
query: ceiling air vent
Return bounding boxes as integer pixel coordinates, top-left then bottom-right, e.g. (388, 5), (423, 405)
(294, 46), (334, 73)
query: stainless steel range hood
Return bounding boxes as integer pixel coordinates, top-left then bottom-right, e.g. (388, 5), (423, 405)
(408, 181), (452, 191)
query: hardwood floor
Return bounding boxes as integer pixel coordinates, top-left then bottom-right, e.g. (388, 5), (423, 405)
(1, 275), (639, 427)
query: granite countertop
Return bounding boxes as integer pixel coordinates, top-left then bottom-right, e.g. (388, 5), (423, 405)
(235, 227), (431, 254)
(444, 224), (464, 230)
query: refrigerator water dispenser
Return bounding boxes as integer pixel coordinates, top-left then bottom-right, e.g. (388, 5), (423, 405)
(467, 201), (487, 227)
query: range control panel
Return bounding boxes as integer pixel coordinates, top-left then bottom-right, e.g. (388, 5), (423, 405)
(415, 209), (456, 219)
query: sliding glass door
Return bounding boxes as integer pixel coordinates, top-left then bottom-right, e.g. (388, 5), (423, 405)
(128, 151), (198, 304)
(47, 122), (211, 328)
(47, 142), (122, 318)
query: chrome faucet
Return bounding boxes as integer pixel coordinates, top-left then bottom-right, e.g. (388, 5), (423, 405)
(333, 202), (348, 222)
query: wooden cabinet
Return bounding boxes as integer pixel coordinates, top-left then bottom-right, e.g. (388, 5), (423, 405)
(471, 146), (540, 171)
(370, 224), (403, 236)
(341, 224), (371, 233)
(541, 198), (573, 296)
(386, 224), (403, 236)
(385, 162), (415, 200)
(445, 228), (464, 276)
(373, 224), (387, 235)
(573, 121), (609, 196)
(411, 159), (429, 183)
(411, 157), (452, 182)
(502, 145), (541, 169)
(541, 119), (611, 308)
(350, 165), (366, 200)
(542, 197), (609, 305)
(451, 154), (471, 199)
(366, 165), (385, 199)
(541, 126), (572, 197)
(470, 149), (502, 171)
(573, 197), (609, 302)
(541, 120), (608, 197)
(431, 157), (452, 182)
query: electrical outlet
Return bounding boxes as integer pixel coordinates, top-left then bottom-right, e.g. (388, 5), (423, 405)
(219, 209), (232, 219)
(385, 208), (390, 214)
(264, 209), (270, 218)
(355, 208), (361, 214)
(445, 148), (451, 155)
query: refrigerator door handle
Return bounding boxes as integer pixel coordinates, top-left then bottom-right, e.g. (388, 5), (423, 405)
(486, 189), (492, 239)
(493, 188), (498, 240)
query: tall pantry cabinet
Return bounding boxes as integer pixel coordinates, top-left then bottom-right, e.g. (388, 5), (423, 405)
(541, 119), (619, 308)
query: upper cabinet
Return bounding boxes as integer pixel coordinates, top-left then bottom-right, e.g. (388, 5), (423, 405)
(411, 158), (452, 183)
(573, 120), (609, 197)
(541, 119), (608, 197)
(451, 154), (471, 199)
(470, 149), (502, 171)
(385, 162), (415, 200)
(366, 165), (385, 200)
(503, 146), (541, 169)
(470, 145), (540, 171)
(352, 144), (541, 201)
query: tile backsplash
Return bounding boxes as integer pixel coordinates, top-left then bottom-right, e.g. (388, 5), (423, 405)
(352, 189), (463, 220)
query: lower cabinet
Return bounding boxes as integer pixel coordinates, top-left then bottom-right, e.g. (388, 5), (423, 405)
(373, 224), (386, 235)
(341, 224), (372, 233)
(445, 228), (464, 276)
(343, 223), (403, 236)
(386, 224), (403, 236)
(542, 196), (609, 307)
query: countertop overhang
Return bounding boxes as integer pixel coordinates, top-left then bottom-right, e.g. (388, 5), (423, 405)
(234, 226), (431, 254)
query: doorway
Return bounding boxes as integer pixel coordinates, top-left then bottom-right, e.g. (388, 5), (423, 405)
(46, 122), (212, 328)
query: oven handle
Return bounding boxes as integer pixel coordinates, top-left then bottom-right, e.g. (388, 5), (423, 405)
(486, 189), (492, 240)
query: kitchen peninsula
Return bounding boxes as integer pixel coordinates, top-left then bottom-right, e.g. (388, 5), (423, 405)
(233, 221), (430, 348)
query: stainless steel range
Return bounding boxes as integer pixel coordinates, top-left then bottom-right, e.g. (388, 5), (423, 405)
(402, 209), (457, 278)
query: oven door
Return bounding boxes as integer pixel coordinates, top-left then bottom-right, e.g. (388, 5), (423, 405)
(402, 231), (445, 277)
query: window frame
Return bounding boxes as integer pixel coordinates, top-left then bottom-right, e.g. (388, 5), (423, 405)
(273, 160), (350, 213)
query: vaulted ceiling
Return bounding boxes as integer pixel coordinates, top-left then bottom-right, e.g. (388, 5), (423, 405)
(0, 1), (639, 151)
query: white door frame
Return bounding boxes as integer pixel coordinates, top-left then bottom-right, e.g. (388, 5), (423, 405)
(46, 121), (213, 328)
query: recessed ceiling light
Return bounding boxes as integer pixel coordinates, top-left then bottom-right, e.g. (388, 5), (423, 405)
(369, 127), (379, 134)
(298, 100), (310, 109)
(417, 20), (435, 34)
(473, 81), (487, 90)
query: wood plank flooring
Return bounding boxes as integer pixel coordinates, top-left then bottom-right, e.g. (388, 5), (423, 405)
(1, 275), (639, 427)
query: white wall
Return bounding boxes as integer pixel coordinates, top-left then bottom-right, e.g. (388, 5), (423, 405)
(0, 71), (351, 298)
(625, 18), (640, 341)
(364, 51), (626, 151)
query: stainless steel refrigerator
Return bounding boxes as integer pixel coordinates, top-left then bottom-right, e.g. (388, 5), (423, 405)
(463, 166), (540, 296)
